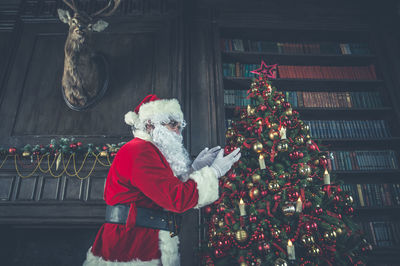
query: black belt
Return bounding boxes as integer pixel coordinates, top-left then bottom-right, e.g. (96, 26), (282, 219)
(105, 204), (181, 237)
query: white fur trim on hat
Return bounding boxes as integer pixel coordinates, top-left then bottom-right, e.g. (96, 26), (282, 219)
(189, 166), (219, 208)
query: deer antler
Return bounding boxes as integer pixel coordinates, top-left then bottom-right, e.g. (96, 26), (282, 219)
(91, 0), (121, 18)
(62, 0), (77, 12)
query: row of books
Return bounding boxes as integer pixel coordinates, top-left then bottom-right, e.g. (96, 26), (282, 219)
(328, 150), (398, 171)
(278, 65), (377, 80)
(304, 120), (390, 139)
(220, 39), (371, 55)
(283, 91), (384, 109)
(224, 90), (252, 107)
(222, 63), (378, 80)
(224, 90), (384, 109)
(360, 221), (400, 247)
(341, 183), (400, 208)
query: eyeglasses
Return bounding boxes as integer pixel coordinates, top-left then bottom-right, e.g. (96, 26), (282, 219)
(162, 120), (182, 131)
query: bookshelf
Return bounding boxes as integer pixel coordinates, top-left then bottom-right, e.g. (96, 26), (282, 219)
(218, 28), (400, 264)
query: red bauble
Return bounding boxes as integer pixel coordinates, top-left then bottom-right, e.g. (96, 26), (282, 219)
(70, 143), (77, 149)
(249, 215), (257, 223)
(298, 152), (304, 159)
(102, 146), (108, 151)
(274, 194), (281, 201)
(258, 232), (265, 241)
(288, 190), (299, 201)
(308, 144), (317, 151)
(319, 158), (328, 167)
(217, 205), (226, 213)
(311, 222), (318, 231)
(8, 148), (16, 154)
(293, 110), (299, 115)
(283, 102), (291, 109)
(204, 206), (212, 214)
(333, 195), (340, 203)
(247, 127), (253, 132)
(49, 144), (54, 149)
(77, 142), (83, 147)
(214, 248), (224, 258)
(345, 206), (354, 215)
(304, 201), (312, 209)
(260, 105), (267, 111)
(223, 238), (232, 248)
(261, 190), (268, 197)
(314, 207), (323, 215)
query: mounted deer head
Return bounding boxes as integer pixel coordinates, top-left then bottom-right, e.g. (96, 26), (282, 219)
(58, 0), (121, 110)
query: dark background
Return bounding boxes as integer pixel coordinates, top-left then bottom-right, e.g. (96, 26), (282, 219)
(0, 0), (399, 265)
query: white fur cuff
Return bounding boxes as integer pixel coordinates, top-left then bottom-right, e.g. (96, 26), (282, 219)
(189, 166), (219, 208)
(82, 248), (161, 266)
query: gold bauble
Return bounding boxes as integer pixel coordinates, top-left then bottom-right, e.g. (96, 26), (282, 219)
(207, 242), (213, 248)
(252, 174), (261, 183)
(249, 187), (260, 200)
(313, 159), (320, 166)
(336, 228), (343, 235)
(237, 135), (245, 144)
(298, 165), (312, 177)
(256, 120), (263, 126)
(247, 182), (254, 189)
(306, 176), (313, 182)
(308, 245), (320, 256)
(271, 123), (278, 129)
(253, 142), (263, 153)
(235, 229), (248, 242)
(240, 262), (248, 266)
(274, 258), (288, 266)
(240, 113), (247, 119)
(251, 87), (258, 93)
(269, 130), (279, 140)
(268, 180), (280, 192)
(301, 124), (310, 133)
(305, 134), (311, 140)
(226, 128), (234, 138)
(218, 220), (224, 227)
(295, 136), (304, 145)
(301, 234), (315, 246)
(346, 195), (354, 204)
(275, 100), (281, 105)
(100, 151), (108, 157)
(285, 108), (293, 116)
(22, 151), (30, 157)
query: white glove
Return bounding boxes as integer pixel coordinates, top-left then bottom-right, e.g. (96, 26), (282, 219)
(192, 146), (221, 171)
(211, 148), (241, 178)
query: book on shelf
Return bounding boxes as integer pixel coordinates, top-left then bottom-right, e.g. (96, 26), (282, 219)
(304, 120), (391, 139)
(360, 221), (400, 247)
(328, 150), (398, 171)
(342, 183), (400, 208)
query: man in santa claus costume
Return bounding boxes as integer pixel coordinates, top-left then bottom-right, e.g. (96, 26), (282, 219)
(83, 94), (240, 266)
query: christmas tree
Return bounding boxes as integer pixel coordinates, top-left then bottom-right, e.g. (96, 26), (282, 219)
(202, 62), (370, 266)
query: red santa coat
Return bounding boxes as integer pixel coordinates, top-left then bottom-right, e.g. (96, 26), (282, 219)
(83, 133), (219, 266)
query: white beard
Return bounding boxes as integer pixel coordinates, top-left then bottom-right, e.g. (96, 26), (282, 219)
(151, 125), (191, 180)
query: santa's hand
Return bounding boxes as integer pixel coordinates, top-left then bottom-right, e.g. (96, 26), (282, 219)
(210, 148), (241, 178)
(192, 146), (221, 171)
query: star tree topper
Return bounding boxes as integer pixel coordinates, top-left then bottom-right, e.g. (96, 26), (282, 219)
(250, 60), (278, 79)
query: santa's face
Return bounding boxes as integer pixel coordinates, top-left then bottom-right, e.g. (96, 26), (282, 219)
(162, 120), (182, 135)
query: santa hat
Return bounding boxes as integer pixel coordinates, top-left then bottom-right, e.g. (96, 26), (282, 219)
(124, 94), (184, 130)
